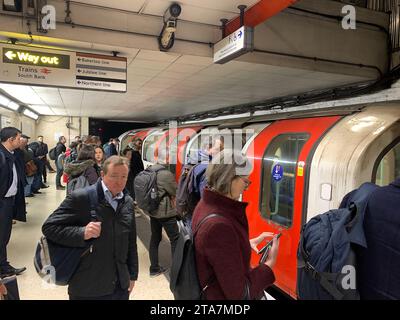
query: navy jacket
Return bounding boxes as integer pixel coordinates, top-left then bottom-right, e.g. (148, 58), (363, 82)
(0, 144), (27, 222)
(356, 178), (400, 299)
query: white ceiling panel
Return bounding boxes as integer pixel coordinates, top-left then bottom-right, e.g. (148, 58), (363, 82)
(72, 0), (146, 12)
(135, 50), (180, 62)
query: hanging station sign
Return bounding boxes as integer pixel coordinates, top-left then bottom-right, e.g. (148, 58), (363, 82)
(213, 26), (254, 64)
(0, 43), (127, 92)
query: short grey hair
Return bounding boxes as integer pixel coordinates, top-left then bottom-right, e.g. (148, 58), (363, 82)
(206, 150), (252, 195)
(102, 156), (130, 174)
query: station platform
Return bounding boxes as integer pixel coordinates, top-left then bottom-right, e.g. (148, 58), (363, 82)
(7, 173), (173, 300)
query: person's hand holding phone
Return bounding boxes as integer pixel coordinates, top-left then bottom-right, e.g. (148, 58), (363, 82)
(263, 234), (280, 270)
(249, 232), (274, 253)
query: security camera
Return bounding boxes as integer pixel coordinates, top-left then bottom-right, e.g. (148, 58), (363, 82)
(169, 3), (182, 18)
(158, 3), (182, 52)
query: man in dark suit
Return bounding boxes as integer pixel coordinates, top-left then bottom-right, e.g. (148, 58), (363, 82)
(0, 127), (27, 278)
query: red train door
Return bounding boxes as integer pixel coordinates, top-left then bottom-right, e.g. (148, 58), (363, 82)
(243, 116), (341, 299)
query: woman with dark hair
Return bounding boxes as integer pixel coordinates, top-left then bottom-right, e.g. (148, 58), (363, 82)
(64, 144), (99, 186)
(94, 146), (105, 175)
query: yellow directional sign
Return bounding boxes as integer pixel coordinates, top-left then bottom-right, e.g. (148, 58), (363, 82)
(5, 51), (16, 60)
(2, 48), (70, 69)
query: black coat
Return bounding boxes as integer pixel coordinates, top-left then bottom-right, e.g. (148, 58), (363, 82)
(0, 144), (26, 222)
(42, 181), (138, 297)
(356, 178), (400, 299)
(127, 150), (144, 197)
(33, 142), (48, 158)
(55, 142), (66, 160)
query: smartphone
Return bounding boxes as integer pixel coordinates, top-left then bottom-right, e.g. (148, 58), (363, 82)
(259, 233), (281, 264)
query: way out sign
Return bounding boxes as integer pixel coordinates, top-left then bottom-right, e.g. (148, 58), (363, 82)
(213, 26), (254, 64)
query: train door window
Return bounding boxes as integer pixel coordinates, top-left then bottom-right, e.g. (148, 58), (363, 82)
(186, 129), (249, 163)
(375, 141), (400, 186)
(143, 132), (164, 163)
(121, 133), (137, 154)
(259, 134), (309, 228)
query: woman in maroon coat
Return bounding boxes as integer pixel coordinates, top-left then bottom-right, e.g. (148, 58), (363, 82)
(192, 150), (280, 300)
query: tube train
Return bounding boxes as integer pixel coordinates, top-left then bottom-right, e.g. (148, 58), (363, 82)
(118, 104), (400, 299)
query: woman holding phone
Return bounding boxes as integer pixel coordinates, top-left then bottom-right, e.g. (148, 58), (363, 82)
(192, 150), (280, 300)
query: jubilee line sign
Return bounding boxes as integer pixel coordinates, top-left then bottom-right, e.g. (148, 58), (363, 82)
(0, 43), (127, 92)
(213, 26), (254, 64)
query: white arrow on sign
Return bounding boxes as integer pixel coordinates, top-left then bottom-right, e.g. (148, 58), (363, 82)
(5, 51), (17, 60)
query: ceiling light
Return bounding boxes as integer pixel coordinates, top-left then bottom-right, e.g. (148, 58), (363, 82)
(0, 94), (11, 107)
(7, 101), (20, 111)
(0, 84), (44, 105)
(23, 108), (39, 120)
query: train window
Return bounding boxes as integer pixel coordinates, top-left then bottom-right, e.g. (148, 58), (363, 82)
(259, 134), (309, 228)
(375, 141), (400, 186)
(143, 132), (164, 163)
(120, 134), (135, 154)
(186, 129), (249, 163)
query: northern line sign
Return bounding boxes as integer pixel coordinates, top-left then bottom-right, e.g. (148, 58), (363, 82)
(0, 44), (127, 92)
(213, 26), (254, 64)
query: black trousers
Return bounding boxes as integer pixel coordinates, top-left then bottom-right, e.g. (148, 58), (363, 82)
(69, 284), (129, 300)
(0, 197), (15, 269)
(55, 160), (63, 187)
(149, 216), (179, 272)
(42, 159), (47, 183)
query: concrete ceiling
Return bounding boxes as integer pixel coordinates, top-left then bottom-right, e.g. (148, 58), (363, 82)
(0, 0), (383, 122)
(71, 0), (260, 26)
(0, 47), (368, 121)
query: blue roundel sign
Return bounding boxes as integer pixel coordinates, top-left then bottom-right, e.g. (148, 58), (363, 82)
(272, 164), (283, 182)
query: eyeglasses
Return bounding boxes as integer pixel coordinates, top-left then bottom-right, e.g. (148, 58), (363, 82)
(238, 176), (252, 189)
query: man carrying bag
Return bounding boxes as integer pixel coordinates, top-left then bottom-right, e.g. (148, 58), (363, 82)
(41, 156), (138, 300)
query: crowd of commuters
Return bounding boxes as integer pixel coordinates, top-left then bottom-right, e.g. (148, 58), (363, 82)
(1, 126), (398, 301)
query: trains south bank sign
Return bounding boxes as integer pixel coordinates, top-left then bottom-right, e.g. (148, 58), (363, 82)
(0, 44), (127, 93)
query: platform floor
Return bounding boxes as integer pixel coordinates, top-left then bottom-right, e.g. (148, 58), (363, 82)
(7, 173), (174, 300)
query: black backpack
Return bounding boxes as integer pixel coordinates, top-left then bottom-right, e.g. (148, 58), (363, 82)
(49, 147), (57, 161)
(176, 164), (205, 218)
(297, 182), (379, 300)
(34, 186), (98, 286)
(170, 214), (221, 300)
(133, 165), (166, 215)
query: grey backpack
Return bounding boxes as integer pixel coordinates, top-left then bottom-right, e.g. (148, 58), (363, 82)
(67, 175), (90, 195)
(134, 165), (166, 215)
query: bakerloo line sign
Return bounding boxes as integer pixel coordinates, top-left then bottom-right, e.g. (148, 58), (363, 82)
(0, 43), (127, 93)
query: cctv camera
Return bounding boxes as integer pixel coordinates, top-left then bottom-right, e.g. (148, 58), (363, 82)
(159, 22), (176, 51)
(158, 3), (182, 52)
(169, 3), (182, 18)
(166, 20), (177, 31)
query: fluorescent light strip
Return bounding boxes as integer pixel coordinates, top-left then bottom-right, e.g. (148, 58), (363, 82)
(7, 101), (20, 111)
(23, 109), (39, 120)
(0, 94), (11, 107)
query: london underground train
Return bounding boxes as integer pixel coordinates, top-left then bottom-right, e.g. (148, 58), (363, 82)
(119, 104), (400, 299)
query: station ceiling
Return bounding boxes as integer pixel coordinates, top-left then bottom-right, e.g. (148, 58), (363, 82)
(0, 0), (384, 122)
